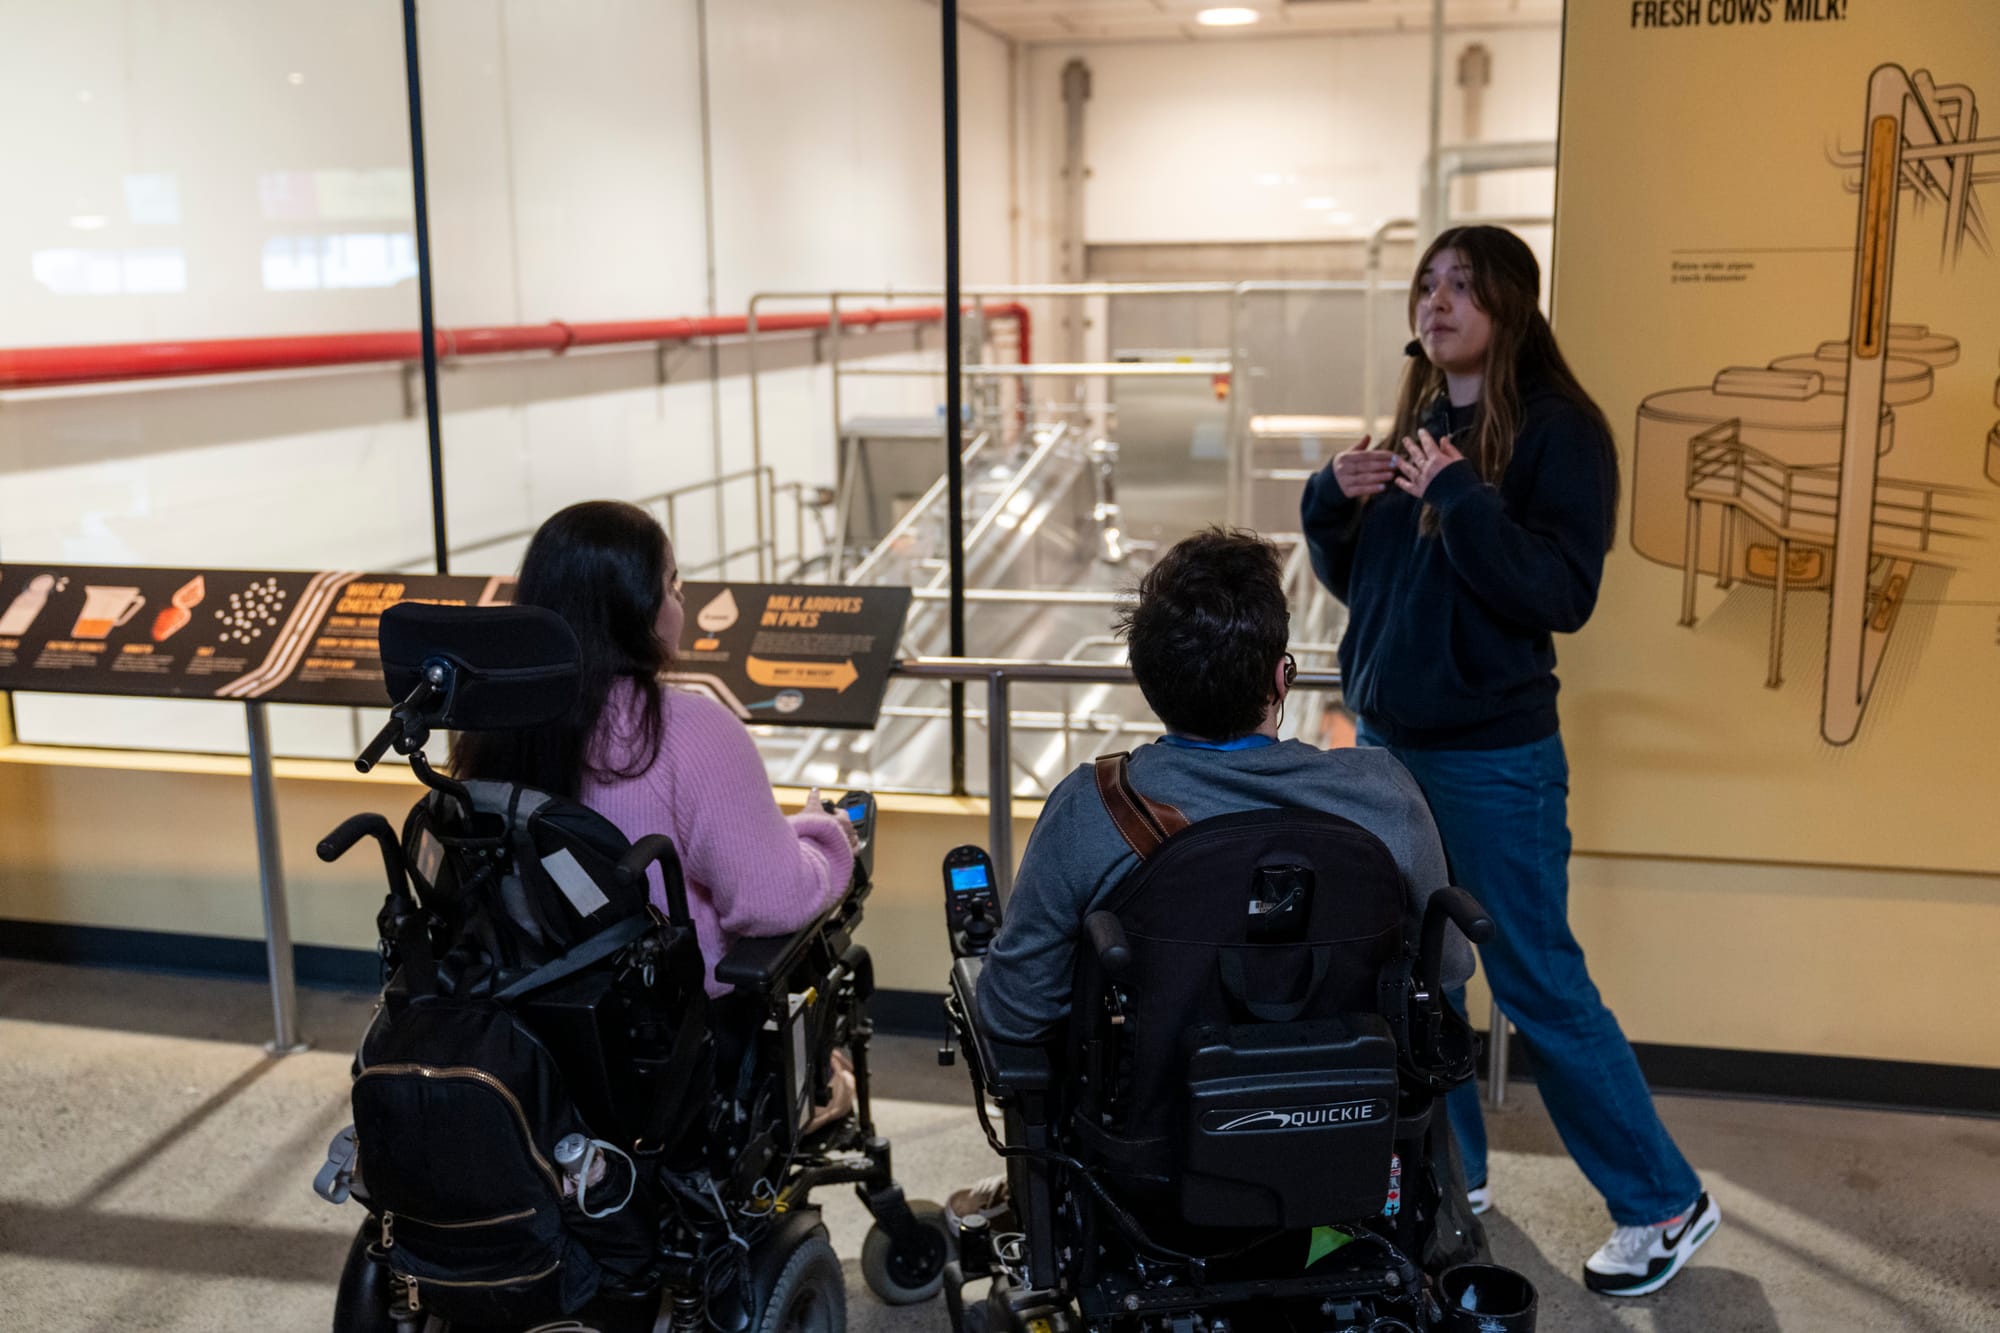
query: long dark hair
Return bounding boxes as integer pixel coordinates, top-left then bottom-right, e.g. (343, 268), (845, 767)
(1391, 225), (1618, 543)
(450, 501), (673, 797)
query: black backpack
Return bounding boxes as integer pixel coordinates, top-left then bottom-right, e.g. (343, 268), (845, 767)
(1071, 752), (1484, 1272)
(350, 780), (700, 1323)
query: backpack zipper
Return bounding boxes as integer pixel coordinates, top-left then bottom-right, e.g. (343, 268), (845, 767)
(385, 1206), (538, 1232)
(395, 1260), (562, 1293)
(356, 1064), (561, 1191)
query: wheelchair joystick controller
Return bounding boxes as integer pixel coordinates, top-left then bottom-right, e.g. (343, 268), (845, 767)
(941, 845), (1001, 958)
(963, 903), (996, 951)
(815, 789), (877, 888)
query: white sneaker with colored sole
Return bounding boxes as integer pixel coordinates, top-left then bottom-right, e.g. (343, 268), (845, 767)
(1584, 1191), (1721, 1297)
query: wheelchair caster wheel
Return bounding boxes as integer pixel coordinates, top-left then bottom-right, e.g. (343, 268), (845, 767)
(860, 1199), (950, 1305)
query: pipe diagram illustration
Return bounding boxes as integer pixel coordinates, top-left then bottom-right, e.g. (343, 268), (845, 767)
(1631, 64), (1999, 746)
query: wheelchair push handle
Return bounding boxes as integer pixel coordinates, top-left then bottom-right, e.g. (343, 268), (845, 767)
(317, 813), (412, 901)
(1084, 911), (1132, 977)
(1419, 886), (1494, 990)
(617, 834), (694, 930)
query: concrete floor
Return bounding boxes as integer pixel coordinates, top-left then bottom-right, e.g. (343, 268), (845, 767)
(2, 959), (1996, 1332)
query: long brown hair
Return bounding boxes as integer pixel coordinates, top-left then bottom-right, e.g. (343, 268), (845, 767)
(1389, 225), (1617, 543)
(450, 501), (673, 797)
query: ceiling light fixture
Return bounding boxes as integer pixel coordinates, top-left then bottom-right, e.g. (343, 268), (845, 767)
(1196, 7), (1262, 26)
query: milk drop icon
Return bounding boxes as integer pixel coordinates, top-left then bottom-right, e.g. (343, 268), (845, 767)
(697, 587), (739, 634)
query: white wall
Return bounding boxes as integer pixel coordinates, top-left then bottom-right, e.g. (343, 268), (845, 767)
(1021, 26), (1559, 267)
(0, 0), (1010, 339)
(1008, 25), (1559, 453)
(0, 0), (1011, 755)
(0, 0), (419, 345)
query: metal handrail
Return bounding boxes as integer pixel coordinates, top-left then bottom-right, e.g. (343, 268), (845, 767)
(843, 432), (992, 583)
(840, 362), (1231, 378)
(950, 424), (1075, 575)
(777, 424), (1087, 786)
(748, 281), (1412, 533)
(910, 587), (1126, 606)
(891, 656), (1341, 891)
(388, 465), (776, 576)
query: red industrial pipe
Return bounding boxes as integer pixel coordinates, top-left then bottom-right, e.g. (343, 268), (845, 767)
(0, 302), (1030, 390)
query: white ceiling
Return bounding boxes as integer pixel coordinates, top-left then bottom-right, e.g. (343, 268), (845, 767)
(960, 0), (1563, 44)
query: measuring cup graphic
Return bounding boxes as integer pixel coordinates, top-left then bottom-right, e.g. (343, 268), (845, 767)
(73, 586), (146, 639)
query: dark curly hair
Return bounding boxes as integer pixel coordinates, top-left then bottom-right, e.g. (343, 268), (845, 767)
(1119, 527), (1290, 741)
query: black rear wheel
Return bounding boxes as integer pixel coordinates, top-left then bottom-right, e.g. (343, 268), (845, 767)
(754, 1232), (845, 1333)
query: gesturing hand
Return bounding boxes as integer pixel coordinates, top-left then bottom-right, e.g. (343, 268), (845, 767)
(1394, 429), (1465, 499)
(1329, 436), (1397, 500)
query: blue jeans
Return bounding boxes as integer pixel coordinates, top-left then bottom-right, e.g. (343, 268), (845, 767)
(1358, 723), (1700, 1226)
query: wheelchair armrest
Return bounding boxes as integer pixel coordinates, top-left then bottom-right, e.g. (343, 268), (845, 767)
(713, 901), (839, 994)
(950, 957), (1055, 1097)
(716, 912), (816, 984)
(1419, 886), (1494, 995)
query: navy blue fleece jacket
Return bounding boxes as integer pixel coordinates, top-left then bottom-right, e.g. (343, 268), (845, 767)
(1301, 385), (1617, 750)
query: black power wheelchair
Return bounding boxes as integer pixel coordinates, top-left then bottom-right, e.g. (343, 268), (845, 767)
(936, 755), (1540, 1333)
(311, 602), (950, 1332)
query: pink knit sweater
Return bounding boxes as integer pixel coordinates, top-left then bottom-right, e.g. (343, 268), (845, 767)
(582, 680), (854, 995)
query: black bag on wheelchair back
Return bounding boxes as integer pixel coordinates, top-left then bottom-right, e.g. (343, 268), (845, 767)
(1072, 756), (1414, 1232)
(350, 780), (678, 1322)
(402, 780), (652, 981)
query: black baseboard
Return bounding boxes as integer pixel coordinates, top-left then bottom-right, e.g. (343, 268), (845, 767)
(1466, 1027), (1999, 1118)
(5, 924), (1990, 1117)
(1, 918), (380, 990)
(866, 990), (1999, 1118)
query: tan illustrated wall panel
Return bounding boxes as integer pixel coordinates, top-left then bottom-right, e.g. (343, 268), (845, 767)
(1553, 2), (2000, 873)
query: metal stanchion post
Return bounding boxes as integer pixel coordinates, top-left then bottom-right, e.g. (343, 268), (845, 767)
(1486, 996), (1508, 1109)
(986, 671), (1012, 896)
(246, 702), (308, 1055)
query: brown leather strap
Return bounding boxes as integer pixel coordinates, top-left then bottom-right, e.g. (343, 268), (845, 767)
(1093, 752), (1190, 861)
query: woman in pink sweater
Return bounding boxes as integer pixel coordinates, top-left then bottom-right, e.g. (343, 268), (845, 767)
(450, 500), (855, 996)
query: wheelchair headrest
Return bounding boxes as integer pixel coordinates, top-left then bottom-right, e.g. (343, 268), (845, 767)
(380, 602), (580, 730)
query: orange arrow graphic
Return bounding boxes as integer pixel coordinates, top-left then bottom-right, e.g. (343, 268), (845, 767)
(746, 656), (860, 693)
